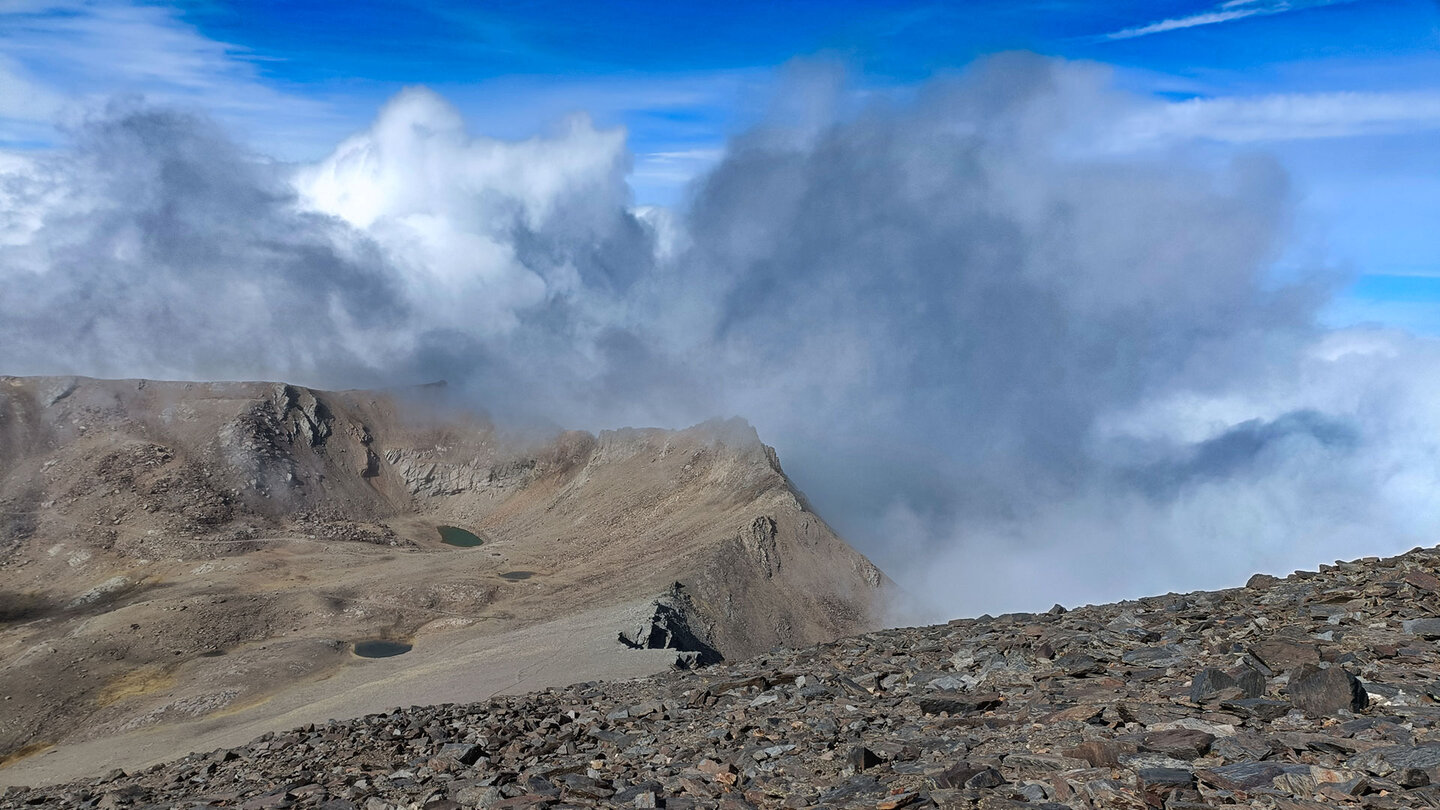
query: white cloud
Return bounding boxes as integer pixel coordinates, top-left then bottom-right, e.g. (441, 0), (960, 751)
(0, 53), (63, 124)
(1103, 90), (1440, 148)
(631, 148), (725, 185)
(1103, 0), (1357, 40)
(0, 0), (345, 156)
(294, 88), (637, 333)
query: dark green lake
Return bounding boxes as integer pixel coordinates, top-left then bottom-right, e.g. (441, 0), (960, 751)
(353, 639), (413, 658)
(437, 526), (483, 547)
(499, 571), (534, 581)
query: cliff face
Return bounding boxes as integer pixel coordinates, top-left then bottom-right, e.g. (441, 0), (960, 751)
(0, 375), (889, 777)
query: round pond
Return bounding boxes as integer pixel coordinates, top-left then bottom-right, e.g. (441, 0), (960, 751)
(353, 639), (413, 658)
(437, 526), (484, 547)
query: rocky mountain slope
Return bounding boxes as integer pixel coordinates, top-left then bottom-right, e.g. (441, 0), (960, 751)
(8, 543), (1440, 809)
(0, 375), (887, 785)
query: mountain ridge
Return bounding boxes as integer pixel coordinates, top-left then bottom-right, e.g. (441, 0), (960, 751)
(0, 375), (889, 784)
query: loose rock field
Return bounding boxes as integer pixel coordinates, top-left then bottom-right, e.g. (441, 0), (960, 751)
(12, 545), (1440, 808)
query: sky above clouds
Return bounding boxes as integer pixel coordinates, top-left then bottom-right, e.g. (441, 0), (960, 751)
(3, 0), (1440, 616)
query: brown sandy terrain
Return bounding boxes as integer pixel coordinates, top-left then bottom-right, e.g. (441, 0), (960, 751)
(0, 375), (889, 787)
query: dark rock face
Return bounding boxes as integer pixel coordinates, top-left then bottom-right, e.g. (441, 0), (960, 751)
(618, 583), (723, 667)
(15, 546), (1440, 809)
(1287, 663), (1369, 717)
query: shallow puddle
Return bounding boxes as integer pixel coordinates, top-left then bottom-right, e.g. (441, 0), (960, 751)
(352, 639), (413, 658)
(498, 571), (534, 581)
(437, 526), (483, 547)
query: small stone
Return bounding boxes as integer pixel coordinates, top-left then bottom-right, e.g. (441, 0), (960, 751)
(846, 746), (882, 772)
(1066, 740), (1132, 768)
(1405, 571), (1440, 592)
(1221, 697), (1292, 721)
(1189, 668), (1236, 703)
(875, 791), (918, 809)
(1246, 573), (1280, 590)
(1403, 618), (1440, 639)
(697, 758), (733, 776)
(1399, 767), (1432, 788)
(914, 692), (1002, 715)
(1133, 729), (1215, 761)
(1140, 760), (1198, 789)
(1199, 761), (1303, 792)
(1002, 752), (1088, 772)
(1249, 638), (1320, 673)
(436, 743), (483, 766)
(933, 762), (1005, 790)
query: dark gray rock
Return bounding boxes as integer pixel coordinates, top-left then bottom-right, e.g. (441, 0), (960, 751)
(1221, 697), (1291, 721)
(1403, 618), (1440, 639)
(933, 762), (1004, 790)
(1198, 761), (1304, 791)
(1131, 729), (1215, 760)
(1249, 637), (1320, 672)
(1122, 646), (1186, 668)
(845, 746), (881, 772)
(1287, 664), (1368, 717)
(1189, 668), (1237, 703)
(913, 692), (1002, 715)
(435, 743), (483, 766)
(617, 583), (722, 666)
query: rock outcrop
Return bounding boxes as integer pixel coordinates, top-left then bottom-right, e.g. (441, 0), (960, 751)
(618, 583), (723, 669)
(9, 544), (1440, 808)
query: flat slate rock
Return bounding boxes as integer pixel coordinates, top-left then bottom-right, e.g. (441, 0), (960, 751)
(1287, 664), (1368, 717)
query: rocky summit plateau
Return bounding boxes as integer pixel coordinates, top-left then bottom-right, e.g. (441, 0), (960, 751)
(0, 375), (887, 789)
(9, 542), (1440, 808)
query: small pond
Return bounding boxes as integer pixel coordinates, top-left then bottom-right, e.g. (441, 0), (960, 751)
(437, 526), (484, 547)
(352, 639), (413, 658)
(498, 571), (535, 581)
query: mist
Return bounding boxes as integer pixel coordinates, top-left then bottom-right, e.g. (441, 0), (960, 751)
(3, 54), (1434, 620)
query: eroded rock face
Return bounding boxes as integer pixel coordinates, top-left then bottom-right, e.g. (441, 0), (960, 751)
(382, 449), (539, 498)
(13, 546), (1440, 808)
(740, 516), (779, 578)
(618, 583), (723, 668)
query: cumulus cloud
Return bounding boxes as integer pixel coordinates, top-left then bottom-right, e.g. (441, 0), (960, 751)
(3, 54), (1437, 619)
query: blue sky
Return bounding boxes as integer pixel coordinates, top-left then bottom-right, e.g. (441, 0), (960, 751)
(2, 0), (1439, 329)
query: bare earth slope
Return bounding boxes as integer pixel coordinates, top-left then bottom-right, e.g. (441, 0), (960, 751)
(0, 375), (888, 786)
